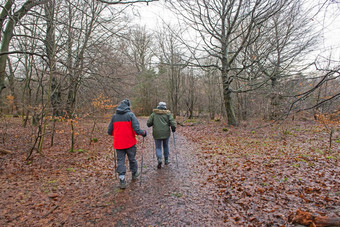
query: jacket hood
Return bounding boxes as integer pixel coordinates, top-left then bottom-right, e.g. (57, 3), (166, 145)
(153, 109), (170, 115)
(116, 101), (131, 114)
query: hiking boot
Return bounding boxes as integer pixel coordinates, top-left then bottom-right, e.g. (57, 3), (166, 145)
(119, 179), (126, 189)
(157, 162), (162, 169)
(132, 171), (140, 180)
(165, 159), (170, 165)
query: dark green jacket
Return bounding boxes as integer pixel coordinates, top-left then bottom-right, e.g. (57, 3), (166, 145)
(147, 109), (176, 140)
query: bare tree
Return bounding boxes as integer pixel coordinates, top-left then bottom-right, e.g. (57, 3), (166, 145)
(247, 1), (318, 119)
(125, 26), (157, 114)
(182, 68), (197, 119)
(0, 0), (46, 96)
(156, 25), (187, 118)
(97, 0), (158, 4)
(168, 0), (307, 125)
(201, 59), (222, 120)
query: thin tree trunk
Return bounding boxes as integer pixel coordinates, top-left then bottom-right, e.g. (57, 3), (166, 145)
(21, 40), (35, 126)
(50, 117), (56, 147)
(6, 57), (19, 115)
(329, 128), (334, 152)
(70, 118), (75, 152)
(38, 5), (56, 153)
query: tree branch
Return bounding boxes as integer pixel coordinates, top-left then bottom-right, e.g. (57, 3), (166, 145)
(97, 0), (158, 4)
(0, 51), (46, 59)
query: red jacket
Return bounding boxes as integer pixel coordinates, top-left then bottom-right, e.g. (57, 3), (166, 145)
(107, 101), (145, 149)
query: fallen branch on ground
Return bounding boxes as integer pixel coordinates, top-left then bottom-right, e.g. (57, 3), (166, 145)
(0, 148), (12, 154)
(289, 208), (340, 227)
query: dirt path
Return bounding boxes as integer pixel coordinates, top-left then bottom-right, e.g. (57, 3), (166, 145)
(0, 117), (224, 226)
(45, 118), (223, 226)
(95, 118), (224, 226)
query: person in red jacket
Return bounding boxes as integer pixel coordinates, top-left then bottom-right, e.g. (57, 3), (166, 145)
(108, 99), (147, 189)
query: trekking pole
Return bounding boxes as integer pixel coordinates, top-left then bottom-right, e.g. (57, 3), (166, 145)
(140, 137), (145, 186)
(173, 132), (179, 169)
(153, 139), (155, 162)
(113, 148), (118, 180)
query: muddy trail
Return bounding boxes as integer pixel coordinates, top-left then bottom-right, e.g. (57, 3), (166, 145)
(0, 117), (224, 226)
(96, 118), (224, 226)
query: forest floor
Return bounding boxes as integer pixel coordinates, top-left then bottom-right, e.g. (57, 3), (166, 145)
(0, 116), (339, 226)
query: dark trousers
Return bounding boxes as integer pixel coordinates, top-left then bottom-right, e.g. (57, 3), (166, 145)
(116, 145), (137, 176)
(155, 138), (169, 163)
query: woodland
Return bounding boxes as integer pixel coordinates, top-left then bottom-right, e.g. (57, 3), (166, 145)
(0, 0), (339, 226)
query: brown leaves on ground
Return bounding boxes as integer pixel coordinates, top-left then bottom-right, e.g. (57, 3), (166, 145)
(0, 116), (339, 226)
(180, 118), (340, 226)
(0, 117), (117, 226)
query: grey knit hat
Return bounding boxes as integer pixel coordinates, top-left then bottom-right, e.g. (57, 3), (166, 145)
(122, 99), (131, 106)
(157, 102), (166, 109)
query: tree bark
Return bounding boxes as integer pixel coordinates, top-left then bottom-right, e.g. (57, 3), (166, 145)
(6, 57), (19, 115)
(0, 0), (14, 42)
(44, 0), (61, 117)
(223, 87), (237, 126)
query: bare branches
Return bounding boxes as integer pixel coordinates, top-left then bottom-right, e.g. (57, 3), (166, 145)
(97, 0), (158, 4)
(284, 63), (340, 117)
(0, 0), (48, 94)
(0, 50), (46, 59)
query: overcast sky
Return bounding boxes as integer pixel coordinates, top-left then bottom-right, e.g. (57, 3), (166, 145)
(131, 2), (174, 30)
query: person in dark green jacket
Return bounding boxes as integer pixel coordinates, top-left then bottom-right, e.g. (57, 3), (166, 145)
(147, 102), (176, 169)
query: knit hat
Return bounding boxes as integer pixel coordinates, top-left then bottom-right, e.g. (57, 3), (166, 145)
(122, 99), (131, 106)
(157, 102), (167, 109)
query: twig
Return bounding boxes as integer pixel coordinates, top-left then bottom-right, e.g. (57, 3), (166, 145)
(0, 148), (12, 154)
(41, 195), (66, 219)
(41, 204), (59, 219)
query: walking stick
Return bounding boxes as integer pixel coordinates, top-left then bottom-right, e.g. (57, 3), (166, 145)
(173, 132), (179, 168)
(153, 138), (155, 162)
(140, 137), (145, 186)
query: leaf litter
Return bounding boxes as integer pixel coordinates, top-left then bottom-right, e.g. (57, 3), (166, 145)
(181, 118), (339, 226)
(0, 117), (339, 226)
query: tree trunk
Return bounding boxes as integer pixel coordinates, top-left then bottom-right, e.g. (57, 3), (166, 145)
(66, 80), (77, 118)
(0, 0), (14, 94)
(44, 0), (61, 117)
(241, 93), (248, 121)
(224, 88), (237, 126)
(6, 57), (19, 115)
(269, 78), (282, 120)
(0, 1), (13, 35)
(221, 62), (237, 125)
(0, 19), (13, 94)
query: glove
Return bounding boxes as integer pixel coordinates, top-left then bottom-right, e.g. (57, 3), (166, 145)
(171, 127), (176, 133)
(142, 130), (147, 137)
